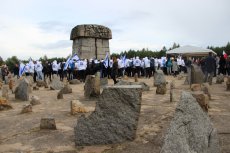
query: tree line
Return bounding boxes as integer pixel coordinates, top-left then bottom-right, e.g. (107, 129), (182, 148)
(1, 42), (229, 72)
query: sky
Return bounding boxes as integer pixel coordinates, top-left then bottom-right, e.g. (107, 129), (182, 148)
(0, 0), (229, 60)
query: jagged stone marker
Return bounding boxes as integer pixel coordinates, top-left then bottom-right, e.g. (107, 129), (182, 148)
(75, 85), (142, 146)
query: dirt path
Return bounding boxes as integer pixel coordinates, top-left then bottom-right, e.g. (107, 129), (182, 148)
(0, 76), (229, 153)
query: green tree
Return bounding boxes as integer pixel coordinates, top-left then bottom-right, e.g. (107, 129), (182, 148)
(5, 56), (19, 72)
(0, 56), (4, 66)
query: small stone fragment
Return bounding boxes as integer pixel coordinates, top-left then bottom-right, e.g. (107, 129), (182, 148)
(57, 91), (63, 99)
(156, 83), (167, 95)
(30, 95), (41, 105)
(40, 117), (57, 130)
(21, 104), (32, 114)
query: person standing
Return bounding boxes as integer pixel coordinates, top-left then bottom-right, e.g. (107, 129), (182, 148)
(13, 63), (19, 79)
(111, 57), (118, 84)
(204, 52), (216, 85)
(226, 56), (230, 76)
(172, 59), (179, 77)
(166, 57), (172, 75)
(35, 61), (43, 80)
(144, 57), (151, 78)
(218, 55), (226, 75)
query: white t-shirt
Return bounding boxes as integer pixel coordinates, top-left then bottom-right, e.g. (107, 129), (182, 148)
(144, 58), (150, 68)
(135, 58), (141, 66)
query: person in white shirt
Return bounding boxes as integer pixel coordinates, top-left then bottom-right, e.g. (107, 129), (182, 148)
(118, 58), (124, 77)
(144, 57), (151, 78)
(52, 60), (58, 75)
(24, 63), (30, 76)
(35, 61), (43, 80)
(134, 56), (141, 77)
(78, 60), (86, 82)
(177, 56), (182, 73)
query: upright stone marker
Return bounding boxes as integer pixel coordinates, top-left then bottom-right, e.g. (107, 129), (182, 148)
(190, 64), (204, 85)
(75, 85), (142, 146)
(154, 70), (166, 87)
(70, 24), (112, 59)
(15, 78), (30, 101)
(84, 75), (100, 98)
(2, 86), (9, 99)
(161, 91), (220, 153)
(50, 75), (64, 90)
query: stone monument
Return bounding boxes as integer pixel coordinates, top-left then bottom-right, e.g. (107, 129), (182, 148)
(70, 24), (112, 59)
(75, 85), (142, 146)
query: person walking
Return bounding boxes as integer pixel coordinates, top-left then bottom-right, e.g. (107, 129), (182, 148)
(204, 52), (216, 85)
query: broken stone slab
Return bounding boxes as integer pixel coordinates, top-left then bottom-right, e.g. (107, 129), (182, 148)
(123, 75), (128, 80)
(2, 86), (9, 99)
(100, 77), (108, 87)
(161, 91), (220, 153)
(156, 83), (167, 95)
(116, 80), (150, 91)
(71, 100), (88, 115)
(50, 75), (64, 90)
(134, 73), (138, 82)
(33, 86), (39, 91)
(184, 76), (189, 85)
(177, 75), (184, 80)
(60, 85), (72, 94)
(30, 95), (41, 105)
(84, 75), (100, 98)
(170, 88), (175, 102)
(154, 70), (166, 87)
(40, 117), (57, 130)
(36, 80), (48, 87)
(201, 83), (211, 100)
(191, 83), (201, 91)
(170, 80), (175, 89)
(216, 74), (224, 84)
(69, 79), (81, 85)
(0, 97), (13, 111)
(192, 91), (209, 112)
(226, 77), (230, 91)
(8, 79), (14, 92)
(14, 78), (30, 101)
(57, 91), (63, 99)
(75, 85), (142, 146)
(21, 104), (32, 114)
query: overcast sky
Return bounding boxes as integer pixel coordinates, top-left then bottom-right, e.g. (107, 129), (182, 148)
(0, 0), (229, 60)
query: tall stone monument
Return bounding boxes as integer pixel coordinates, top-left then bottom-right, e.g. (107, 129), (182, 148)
(70, 24), (112, 59)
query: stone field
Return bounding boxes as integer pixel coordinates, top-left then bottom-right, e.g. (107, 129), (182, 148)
(0, 75), (230, 153)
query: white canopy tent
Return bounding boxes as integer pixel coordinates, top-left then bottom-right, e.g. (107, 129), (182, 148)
(166, 45), (216, 56)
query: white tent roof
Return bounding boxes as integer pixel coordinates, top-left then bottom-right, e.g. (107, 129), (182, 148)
(166, 45), (216, 56)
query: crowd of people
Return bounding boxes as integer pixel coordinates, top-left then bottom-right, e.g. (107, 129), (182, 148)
(0, 52), (230, 85)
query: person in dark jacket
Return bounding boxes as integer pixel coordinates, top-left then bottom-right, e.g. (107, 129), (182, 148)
(204, 52), (216, 85)
(111, 57), (118, 84)
(13, 64), (19, 79)
(218, 55), (226, 75)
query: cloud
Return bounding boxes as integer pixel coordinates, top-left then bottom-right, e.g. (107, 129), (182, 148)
(33, 40), (71, 50)
(37, 21), (72, 34)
